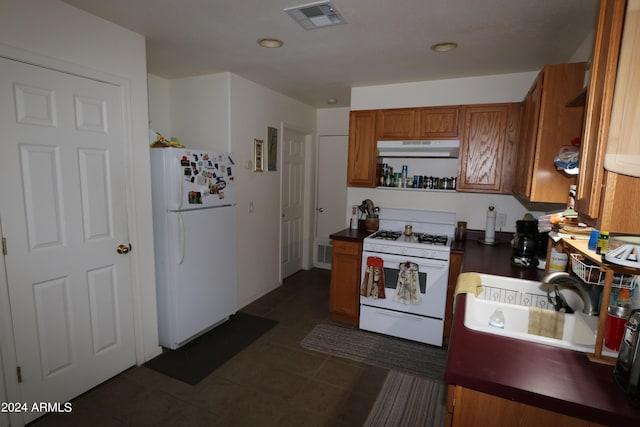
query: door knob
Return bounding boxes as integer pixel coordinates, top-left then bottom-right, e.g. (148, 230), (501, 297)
(318, 208), (324, 213)
(116, 244), (130, 254)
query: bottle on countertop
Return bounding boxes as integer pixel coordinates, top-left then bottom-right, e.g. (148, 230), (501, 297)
(489, 308), (505, 329)
(596, 231), (610, 255)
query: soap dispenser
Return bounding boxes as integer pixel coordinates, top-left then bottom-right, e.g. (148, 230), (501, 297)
(489, 308), (505, 329)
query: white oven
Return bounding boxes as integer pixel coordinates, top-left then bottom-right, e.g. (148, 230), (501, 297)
(359, 208), (455, 346)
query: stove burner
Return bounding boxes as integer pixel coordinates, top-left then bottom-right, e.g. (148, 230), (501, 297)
(370, 230), (402, 240)
(416, 234), (449, 246)
(369, 230), (449, 246)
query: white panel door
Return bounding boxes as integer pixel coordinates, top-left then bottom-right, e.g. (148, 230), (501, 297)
(281, 128), (305, 279)
(316, 135), (348, 240)
(0, 58), (135, 424)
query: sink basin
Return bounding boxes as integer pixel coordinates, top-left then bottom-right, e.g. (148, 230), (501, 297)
(462, 273), (615, 355)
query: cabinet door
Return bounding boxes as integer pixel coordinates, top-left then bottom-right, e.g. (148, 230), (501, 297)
(329, 240), (362, 325)
(347, 110), (377, 187)
(451, 386), (606, 427)
(514, 63), (585, 203)
(376, 108), (416, 139)
(457, 104), (520, 194)
(513, 76), (542, 197)
(415, 107), (460, 138)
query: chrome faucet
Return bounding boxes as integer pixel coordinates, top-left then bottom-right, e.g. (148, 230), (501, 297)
(541, 271), (602, 316)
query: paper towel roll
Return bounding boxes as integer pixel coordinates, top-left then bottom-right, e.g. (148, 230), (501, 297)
(485, 206), (496, 243)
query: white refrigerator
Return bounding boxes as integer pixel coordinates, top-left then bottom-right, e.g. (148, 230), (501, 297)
(150, 147), (237, 349)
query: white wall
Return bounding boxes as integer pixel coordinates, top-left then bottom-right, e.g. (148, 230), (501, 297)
(147, 72), (317, 309)
(351, 72), (538, 110)
(317, 107), (350, 134)
(229, 74), (316, 307)
(0, 0), (160, 423)
(147, 74), (172, 138)
(170, 73), (231, 152)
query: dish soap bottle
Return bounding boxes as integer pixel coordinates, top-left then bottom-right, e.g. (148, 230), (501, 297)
(489, 308), (505, 329)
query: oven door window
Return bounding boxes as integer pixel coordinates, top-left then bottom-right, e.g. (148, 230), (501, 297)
(383, 267), (427, 294)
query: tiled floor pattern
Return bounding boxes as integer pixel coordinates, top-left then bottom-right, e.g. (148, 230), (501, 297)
(30, 268), (389, 426)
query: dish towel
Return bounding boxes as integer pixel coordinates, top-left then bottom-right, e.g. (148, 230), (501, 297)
(395, 262), (421, 305)
(452, 273), (483, 313)
(528, 307), (565, 339)
(361, 256), (386, 299)
(454, 272), (483, 297)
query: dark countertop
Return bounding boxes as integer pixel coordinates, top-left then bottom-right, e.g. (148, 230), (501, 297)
(329, 227), (373, 242)
(452, 230), (545, 281)
(447, 229), (640, 424)
(445, 295), (640, 425)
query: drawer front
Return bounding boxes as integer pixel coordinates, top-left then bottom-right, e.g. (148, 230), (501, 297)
(359, 305), (444, 346)
(332, 240), (361, 256)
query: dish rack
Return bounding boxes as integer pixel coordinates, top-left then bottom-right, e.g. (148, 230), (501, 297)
(570, 253), (638, 290)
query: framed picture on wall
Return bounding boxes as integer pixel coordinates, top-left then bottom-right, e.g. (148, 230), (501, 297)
(267, 126), (278, 171)
(254, 139), (264, 172)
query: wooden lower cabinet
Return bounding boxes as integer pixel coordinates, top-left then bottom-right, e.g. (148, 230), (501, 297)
(446, 385), (606, 427)
(329, 239), (362, 325)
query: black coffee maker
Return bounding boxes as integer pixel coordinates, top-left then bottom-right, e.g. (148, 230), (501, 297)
(511, 219), (539, 268)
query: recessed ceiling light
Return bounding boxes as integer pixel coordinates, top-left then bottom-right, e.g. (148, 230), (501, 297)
(430, 42), (458, 52)
(258, 38), (284, 48)
(327, 98), (338, 105)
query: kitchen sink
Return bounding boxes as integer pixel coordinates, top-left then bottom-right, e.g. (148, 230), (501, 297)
(462, 273), (613, 354)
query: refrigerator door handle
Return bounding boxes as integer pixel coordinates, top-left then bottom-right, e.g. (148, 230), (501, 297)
(177, 163), (184, 211)
(177, 212), (185, 264)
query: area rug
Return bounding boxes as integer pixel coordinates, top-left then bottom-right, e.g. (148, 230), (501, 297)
(145, 312), (277, 385)
(300, 323), (448, 380)
(364, 370), (447, 427)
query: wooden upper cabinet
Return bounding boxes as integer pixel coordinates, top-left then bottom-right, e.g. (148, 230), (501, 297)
(457, 103), (521, 194)
(513, 62), (586, 203)
(513, 75), (541, 197)
(347, 110), (378, 187)
(377, 106), (460, 139)
(415, 106), (460, 138)
(376, 108), (416, 139)
(590, 0), (640, 234)
(576, 0), (627, 221)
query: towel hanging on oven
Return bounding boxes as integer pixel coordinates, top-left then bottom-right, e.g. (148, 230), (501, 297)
(395, 262), (422, 305)
(361, 256), (386, 299)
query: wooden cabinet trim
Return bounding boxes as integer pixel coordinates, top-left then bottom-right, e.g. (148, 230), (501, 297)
(576, 0), (626, 218)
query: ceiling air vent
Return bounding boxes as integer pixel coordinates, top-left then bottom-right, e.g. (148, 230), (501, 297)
(284, 1), (347, 30)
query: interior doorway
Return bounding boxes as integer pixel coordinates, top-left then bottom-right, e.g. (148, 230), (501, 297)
(0, 57), (136, 425)
(314, 134), (348, 268)
(281, 127), (306, 278)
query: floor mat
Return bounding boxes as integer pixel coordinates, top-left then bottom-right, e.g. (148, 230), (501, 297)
(364, 370), (447, 427)
(301, 323), (448, 380)
(145, 312), (277, 385)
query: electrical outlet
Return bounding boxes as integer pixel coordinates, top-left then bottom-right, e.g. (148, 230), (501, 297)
(497, 213), (507, 228)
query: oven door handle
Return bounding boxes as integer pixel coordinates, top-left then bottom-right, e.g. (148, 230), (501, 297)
(362, 251), (448, 268)
(374, 309), (424, 321)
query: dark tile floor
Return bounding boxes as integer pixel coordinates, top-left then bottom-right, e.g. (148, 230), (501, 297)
(30, 268), (389, 426)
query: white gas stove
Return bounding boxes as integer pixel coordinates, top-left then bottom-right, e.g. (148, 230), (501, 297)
(359, 208), (456, 346)
(363, 208), (455, 260)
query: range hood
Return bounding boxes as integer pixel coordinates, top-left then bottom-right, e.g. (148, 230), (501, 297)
(377, 140), (460, 158)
